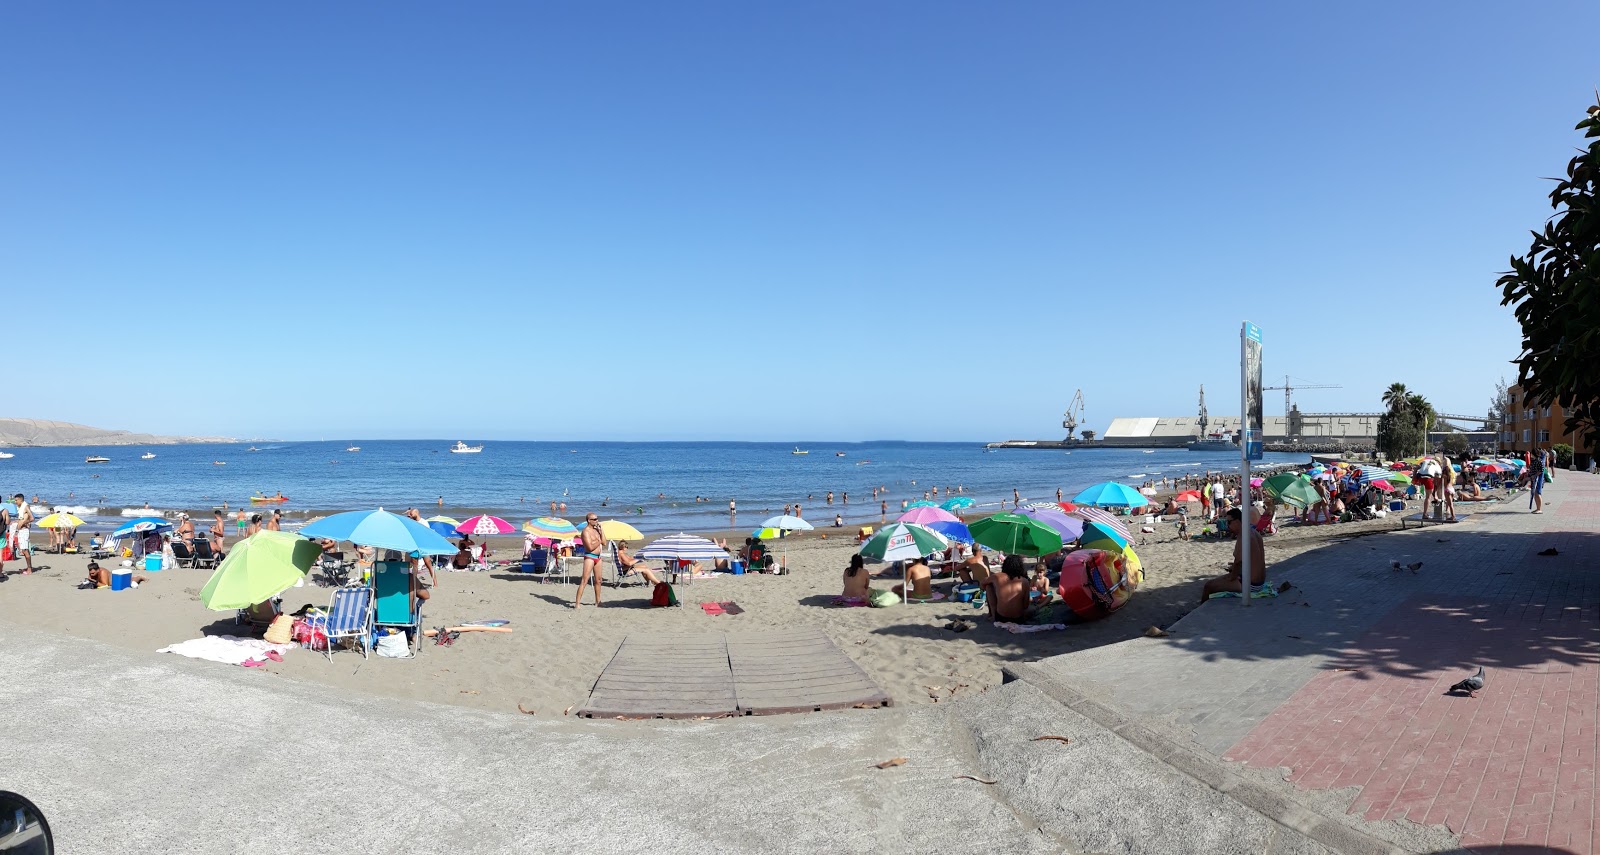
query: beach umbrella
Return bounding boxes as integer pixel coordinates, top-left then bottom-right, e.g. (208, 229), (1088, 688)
(198, 531), (322, 611)
(37, 512), (85, 529)
(1174, 490), (1203, 503)
(751, 527), (790, 540)
(426, 515), (460, 526)
(1275, 479), (1321, 509)
(898, 506), (960, 526)
(113, 517), (173, 538)
(426, 520), (458, 538)
(1056, 501), (1079, 513)
(635, 533), (730, 562)
(1072, 481), (1149, 509)
(457, 514), (516, 536)
(600, 520), (644, 541)
(1388, 462), (1410, 470)
(1370, 480), (1396, 492)
(1475, 463), (1507, 474)
(969, 513), (1063, 557)
(759, 514), (815, 532)
(904, 500), (938, 510)
(1070, 507), (1132, 541)
(939, 497), (976, 511)
(858, 522), (949, 563)
(1261, 473), (1308, 498)
(1078, 519), (1131, 552)
(298, 509), (457, 555)
(1022, 501), (1063, 511)
(924, 520), (973, 544)
(1383, 472), (1412, 486)
(523, 517), (579, 539)
(1139, 486), (1160, 496)
(1011, 507), (1085, 541)
(1249, 477), (1263, 488)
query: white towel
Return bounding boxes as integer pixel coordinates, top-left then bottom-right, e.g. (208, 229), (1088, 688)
(158, 635), (294, 666)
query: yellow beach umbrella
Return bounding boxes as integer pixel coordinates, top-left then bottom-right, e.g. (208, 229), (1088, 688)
(37, 512), (85, 529)
(600, 520), (643, 542)
(426, 515), (460, 526)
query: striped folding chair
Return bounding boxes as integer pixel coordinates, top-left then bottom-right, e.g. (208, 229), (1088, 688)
(322, 586), (374, 661)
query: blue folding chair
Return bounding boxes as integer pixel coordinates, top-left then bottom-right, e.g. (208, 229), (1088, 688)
(322, 586), (373, 661)
(373, 560), (423, 658)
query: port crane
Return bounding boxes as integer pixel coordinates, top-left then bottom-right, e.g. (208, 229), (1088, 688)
(1262, 376), (1340, 418)
(1062, 389), (1084, 439)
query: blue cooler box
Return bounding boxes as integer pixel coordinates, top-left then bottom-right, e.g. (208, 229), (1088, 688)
(145, 554), (163, 572)
(111, 570), (133, 591)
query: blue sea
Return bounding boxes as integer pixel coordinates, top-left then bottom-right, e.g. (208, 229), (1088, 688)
(4, 441), (1308, 534)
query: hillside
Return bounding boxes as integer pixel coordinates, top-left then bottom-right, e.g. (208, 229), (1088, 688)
(0, 419), (233, 447)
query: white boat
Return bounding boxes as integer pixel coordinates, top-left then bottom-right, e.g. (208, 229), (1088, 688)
(86, 456), (110, 464)
(450, 441), (483, 454)
(791, 447), (808, 455)
(0, 452), (12, 459)
(140, 453), (155, 460)
(212, 461), (226, 466)
(248, 446), (259, 452)
(346, 446), (360, 452)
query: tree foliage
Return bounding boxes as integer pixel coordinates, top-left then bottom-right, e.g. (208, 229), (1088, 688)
(1486, 377), (1512, 432)
(1553, 443), (1574, 468)
(1497, 100), (1600, 448)
(1443, 433), (1469, 457)
(1376, 384), (1434, 459)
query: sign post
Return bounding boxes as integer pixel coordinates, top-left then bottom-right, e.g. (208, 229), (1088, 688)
(1240, 322), (1263, 607)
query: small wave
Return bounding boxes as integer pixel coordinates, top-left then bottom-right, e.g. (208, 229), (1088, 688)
(1126, 473), (1147, 478)
(121, 507), (171, 517)
(51, 505), (99, 515)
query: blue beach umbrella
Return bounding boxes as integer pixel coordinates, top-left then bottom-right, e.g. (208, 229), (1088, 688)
(113, 517), (173, 538)
(427, 520), (459, 538)
(925, 520), (973, 544)
(904, 500), (938, 510)
(1072, 481), (1150, 509)
(939, 497), (976, 512)
(298, 509), (457, 555)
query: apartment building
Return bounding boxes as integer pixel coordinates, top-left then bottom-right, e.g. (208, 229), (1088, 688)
(1501, 384), (1594, 468)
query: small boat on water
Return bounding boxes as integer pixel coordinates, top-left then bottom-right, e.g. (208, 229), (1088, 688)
(451, 441), (483, 454)
(346, 446), (360, 452)
(86, 456), (110, 464)
(835, 452), (846, 457)
(0, 452), (12, 459)
(140, 453), (156, 460)
(791, 447), (808, 455)
(212, 461), (227, 466)
(251, 494), (288, 503)
(1142, 450), (1156, 454)
(248, 446), (259, 452)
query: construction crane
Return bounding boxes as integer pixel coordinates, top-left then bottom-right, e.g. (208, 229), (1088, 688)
(1062, 389), (1084, 440)
(1262, 375), (1340, 418)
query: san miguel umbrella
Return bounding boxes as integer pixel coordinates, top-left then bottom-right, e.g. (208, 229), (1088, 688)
(113, 517), (173, 538)
(298, 509), (457, 555)
(457, 514), (516, 536)
(859, 522), (948, 563)
(198, 531), (323, 610)
(1072, 481), (1150, 509)
(969, 513), (1063, 556)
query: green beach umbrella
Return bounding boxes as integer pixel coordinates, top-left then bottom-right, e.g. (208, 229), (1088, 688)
(1262, 473), (1320, 509)
(198, 531), (323, 611)
(968, 512), (1064, 557)
(859, 522), (948, 563)
(1382, 472), (1412, 486)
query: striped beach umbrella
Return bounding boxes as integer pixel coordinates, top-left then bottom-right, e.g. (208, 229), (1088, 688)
(859, 522), (948, 563)
(1079, 519), (1130, 552)
(1070, 507), (1131, 541)
(898, 506), (960, 526)
(523, 517), (579, 539)
(636, 533), (730, 562)
(457, 514), (516, 536)
(113, 517), (173, 538)
(1022, 501), (1063, 511)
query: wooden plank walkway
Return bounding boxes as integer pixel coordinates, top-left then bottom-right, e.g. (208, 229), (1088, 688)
(728, 628), (892, 716)
(577, 630), (891, 720)
(577, 633), (737, 720)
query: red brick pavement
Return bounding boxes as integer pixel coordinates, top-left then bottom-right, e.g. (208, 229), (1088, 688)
(1225, 595), (1600, 852)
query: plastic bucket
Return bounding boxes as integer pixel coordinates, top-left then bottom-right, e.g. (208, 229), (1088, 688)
(111, 570), (132, 591)
(144, 554), (162, 572)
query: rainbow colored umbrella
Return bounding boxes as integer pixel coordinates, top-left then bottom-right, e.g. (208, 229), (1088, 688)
(523, 517), (579, 539)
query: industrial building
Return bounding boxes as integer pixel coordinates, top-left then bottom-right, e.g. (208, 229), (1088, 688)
(1099, 412), (1381, 448)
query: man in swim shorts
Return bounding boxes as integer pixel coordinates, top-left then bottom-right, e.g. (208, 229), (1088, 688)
(575, 513), (605, 608)
(1199, 509), (1266, 603)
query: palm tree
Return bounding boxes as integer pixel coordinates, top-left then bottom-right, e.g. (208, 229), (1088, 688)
(1383, 382), (1409, 413)
(1406, 393), (1434, 456)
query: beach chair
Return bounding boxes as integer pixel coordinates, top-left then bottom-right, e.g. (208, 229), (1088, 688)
(235, 598), (281, 632)
(520, 546), (551, 580)
(89, 535), (111, 560)
(317, 551), (349, 587)
(373, 560), (423, 658)
(170, 540), (198, 569)
(608, 542), (647, 588)
(748, 546), (774, 573)
(321, 585), (373, 661)
(191, 539), (222, 570)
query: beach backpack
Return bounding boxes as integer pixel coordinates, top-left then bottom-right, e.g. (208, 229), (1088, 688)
(651, 582), (679, 608)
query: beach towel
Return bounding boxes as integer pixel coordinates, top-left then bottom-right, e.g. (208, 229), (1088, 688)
(158, 635), (295, 666)
(995, 622), (1067, 633)
(1207, 582), (1278, 601)
(904, 592), (946, 603)
(699, 601), (744, 616)
(830, 596), (869, 607)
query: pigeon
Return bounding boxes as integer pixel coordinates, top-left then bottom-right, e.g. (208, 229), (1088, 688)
(1406, 561), (1423, 573)
(1390, 560), (1403, 572)
(1538, 548), (1560, 556)
(1448, 666), (1486, 697)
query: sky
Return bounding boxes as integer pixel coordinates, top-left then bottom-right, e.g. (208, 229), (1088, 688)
(3, 2), (1596, 442)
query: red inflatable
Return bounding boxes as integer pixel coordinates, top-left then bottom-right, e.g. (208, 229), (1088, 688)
(1057, 548), (1139, 621)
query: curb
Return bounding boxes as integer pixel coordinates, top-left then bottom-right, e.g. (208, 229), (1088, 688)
(1001, 661), (1411, 855)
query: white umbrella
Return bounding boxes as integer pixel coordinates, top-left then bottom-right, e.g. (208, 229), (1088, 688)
(759, 514), (814, 532)
(636, 533), (731, 562)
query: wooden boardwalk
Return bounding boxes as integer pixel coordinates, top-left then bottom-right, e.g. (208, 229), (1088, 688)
(577, 629), (891, 720)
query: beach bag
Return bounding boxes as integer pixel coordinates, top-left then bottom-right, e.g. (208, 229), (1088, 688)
(263, 615), (294, 645)
(650, 582), (679, 608)
(376, 631), (410, 658)
(1, 546), (10, 563)
(868, 590), (899, 608)
(292, 618), (328, 651)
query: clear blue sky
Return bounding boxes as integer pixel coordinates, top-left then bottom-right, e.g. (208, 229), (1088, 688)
(4, 2), (1595, 441)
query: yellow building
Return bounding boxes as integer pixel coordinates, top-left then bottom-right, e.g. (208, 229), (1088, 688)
(1502, 384), (1594, 468)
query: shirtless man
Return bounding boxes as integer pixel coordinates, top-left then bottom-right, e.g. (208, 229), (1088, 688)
(210, 510), (227, 555)
(575, 513), (605, 608)
(615, 543), (663, 585)
(1199, 508), (1266, 603)
(956, 547), (991, 585)
(981, 555), (1032, 621)
(891, 557), (933, 601)
(9, 494), (34, 574)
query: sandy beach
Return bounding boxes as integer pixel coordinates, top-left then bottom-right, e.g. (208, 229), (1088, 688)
(0, 506), (1412, 719)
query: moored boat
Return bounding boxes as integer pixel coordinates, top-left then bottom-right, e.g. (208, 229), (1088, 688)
(450, 441), (483, 454)
(86, 456), (110, 464)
